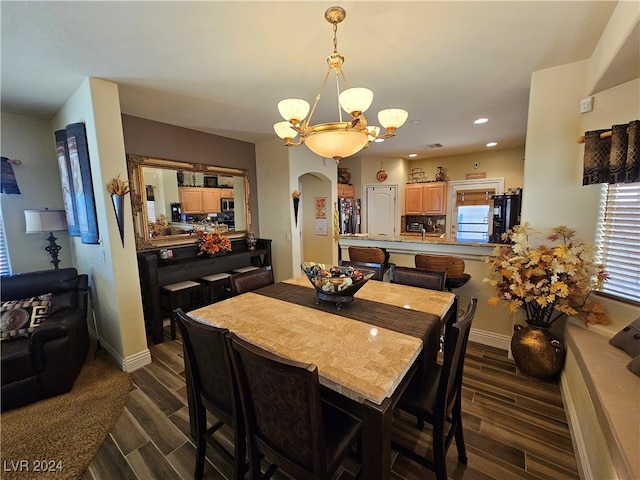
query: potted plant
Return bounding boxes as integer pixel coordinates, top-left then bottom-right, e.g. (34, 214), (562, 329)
(484, 223), (609, 378)
(191, 230), (232, 257)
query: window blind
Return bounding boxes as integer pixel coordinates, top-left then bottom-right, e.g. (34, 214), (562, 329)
(0, 212), (10, 276)
(597, 183), (640, 303)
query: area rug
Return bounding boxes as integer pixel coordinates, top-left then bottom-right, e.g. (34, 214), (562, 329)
(1, 351), (132, 480)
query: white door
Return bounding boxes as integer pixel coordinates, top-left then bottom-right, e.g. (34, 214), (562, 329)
(366, 186), (397, 236)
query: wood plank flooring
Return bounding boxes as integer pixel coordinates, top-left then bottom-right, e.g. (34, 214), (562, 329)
(83, 329), (579, 480)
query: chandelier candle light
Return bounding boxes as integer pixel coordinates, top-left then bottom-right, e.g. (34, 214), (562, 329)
(273, 6), (408, 164)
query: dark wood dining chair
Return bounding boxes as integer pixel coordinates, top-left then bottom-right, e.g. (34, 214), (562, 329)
(390, 265), (447, 291)
(174, 309), (246, 480)
(227, 333), (362, 480)
(415, 253), (471, 291)
(229, 266), (274, 296)
(339, 260), (385, 281)
(392, 297), (478, 480)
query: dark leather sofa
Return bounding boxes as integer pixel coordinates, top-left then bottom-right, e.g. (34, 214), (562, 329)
(1, 268), (89, 411)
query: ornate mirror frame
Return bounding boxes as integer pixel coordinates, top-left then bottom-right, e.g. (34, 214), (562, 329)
(126, 154), (252, 250)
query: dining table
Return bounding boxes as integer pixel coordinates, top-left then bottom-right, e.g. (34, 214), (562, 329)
(188, 273), (457, 480)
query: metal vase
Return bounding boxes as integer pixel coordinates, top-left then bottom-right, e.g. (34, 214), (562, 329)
(511, 324), (565, 379)
(111, 194), (125, 247)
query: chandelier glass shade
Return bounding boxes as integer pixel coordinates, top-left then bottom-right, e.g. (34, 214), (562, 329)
(273, 6), (408, 163)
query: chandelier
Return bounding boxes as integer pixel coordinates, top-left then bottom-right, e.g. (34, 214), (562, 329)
(273, 6), (408, 164)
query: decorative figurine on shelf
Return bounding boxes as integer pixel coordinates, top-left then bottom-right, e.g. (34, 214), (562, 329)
(435, 166), (445, 182)
(246, 232), (257, 250)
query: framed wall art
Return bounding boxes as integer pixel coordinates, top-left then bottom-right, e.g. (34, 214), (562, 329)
(55, 129), (80, 236)
(56, 123), (99, 244)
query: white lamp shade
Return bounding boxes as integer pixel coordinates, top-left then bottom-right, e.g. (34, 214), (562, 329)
(339, 87), (374, 115)
(378, 108), (409, 129)
(304, 129), (369, 160)
(273, 121), (299, 140)
(25, 209), (67, 233)
(277, 99), (310, 124)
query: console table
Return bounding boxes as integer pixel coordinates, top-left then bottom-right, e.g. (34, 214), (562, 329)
(137, 238), (272, 343)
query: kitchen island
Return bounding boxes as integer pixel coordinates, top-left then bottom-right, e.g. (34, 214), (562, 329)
(339, 234), (513, 348)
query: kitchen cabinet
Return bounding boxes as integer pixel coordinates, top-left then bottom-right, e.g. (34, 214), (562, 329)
(179, 187), (222, 213)
(338, 184), (355, 198)
(220, 188), (234, 199)
(405, 182), (447, 215)
(179, 187), (204, 214)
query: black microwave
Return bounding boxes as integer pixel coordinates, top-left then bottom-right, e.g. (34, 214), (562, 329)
(221, 198), (234, 212)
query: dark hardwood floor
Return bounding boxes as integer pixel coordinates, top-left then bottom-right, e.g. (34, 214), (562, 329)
(83, 328), (579, 480)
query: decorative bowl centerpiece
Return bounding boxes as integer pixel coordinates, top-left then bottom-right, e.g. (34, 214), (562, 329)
(301, 262), (375, 309)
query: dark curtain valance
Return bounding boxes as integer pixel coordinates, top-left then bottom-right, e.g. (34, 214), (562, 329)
(583, 120), (639, 185)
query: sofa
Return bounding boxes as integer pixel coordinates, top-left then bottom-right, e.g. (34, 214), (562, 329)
(1, 268), (89, 411)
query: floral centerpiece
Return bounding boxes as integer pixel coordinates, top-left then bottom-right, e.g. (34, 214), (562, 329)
(148, 214), (169, 238)
(484, 223), (609, 327)
(192, 230), (232, 256)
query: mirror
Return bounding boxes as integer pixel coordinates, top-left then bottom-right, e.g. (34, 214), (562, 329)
(126, 154), (251, 250)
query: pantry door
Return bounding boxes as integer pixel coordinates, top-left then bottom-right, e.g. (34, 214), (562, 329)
(366, 185), (397, 236)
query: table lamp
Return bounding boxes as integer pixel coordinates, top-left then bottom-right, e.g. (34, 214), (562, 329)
(25, 209), (67, 269)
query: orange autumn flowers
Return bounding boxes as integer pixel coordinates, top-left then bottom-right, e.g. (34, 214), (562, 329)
(192, 230), (232, 256)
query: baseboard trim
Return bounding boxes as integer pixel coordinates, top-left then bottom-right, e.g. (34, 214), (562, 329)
(560, 369), (592, 480)
(469, 328), (511, 351)
(90, 334), (151, 372)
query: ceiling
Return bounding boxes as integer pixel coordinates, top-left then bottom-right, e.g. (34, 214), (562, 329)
(2, 1), (633, 161)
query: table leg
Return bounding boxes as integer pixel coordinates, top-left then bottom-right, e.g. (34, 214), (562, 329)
(361, 398), (393, 480)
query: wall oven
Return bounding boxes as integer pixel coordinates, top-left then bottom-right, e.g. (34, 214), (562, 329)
(221, 198), (234, 212)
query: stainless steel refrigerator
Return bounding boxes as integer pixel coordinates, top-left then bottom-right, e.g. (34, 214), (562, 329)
(339, 197), (361, 234)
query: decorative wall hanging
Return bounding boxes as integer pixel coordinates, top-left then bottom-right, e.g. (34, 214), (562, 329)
(54, 131), (80, 236)
(0, 157), (21, 194)
(292, 190), (301, 227)
(107, 175), (130, 247)
(54, 123), (99, 243)
(581, 119), (639, 185)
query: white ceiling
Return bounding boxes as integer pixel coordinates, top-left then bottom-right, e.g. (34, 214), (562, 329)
(2, 1), (633, 161)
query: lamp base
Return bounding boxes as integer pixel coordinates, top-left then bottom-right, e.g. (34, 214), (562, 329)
(45, 232), (62, 270)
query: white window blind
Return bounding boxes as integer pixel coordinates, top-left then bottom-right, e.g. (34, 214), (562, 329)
(597, 183), (640, 303)
(0, 211), (10, 276)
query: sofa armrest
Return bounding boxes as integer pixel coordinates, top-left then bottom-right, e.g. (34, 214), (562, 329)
(29, 309), (86, 370)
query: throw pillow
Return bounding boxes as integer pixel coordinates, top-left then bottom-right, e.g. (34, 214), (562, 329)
(609, 317), (640, 358)
(628, 355), (640, 378)
(0, 294), (52, 341)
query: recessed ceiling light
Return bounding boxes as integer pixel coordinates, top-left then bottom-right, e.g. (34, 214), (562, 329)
(486, 142), (498, 147)
(408, 153), (417, 158)
(474, 118), (489, 124)
(410, 119), (422, 124)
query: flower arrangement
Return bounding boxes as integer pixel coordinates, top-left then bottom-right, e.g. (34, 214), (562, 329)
(107, 174), (130, 195)
(148, 214), (169, 237)
(192, 229), (232, 256)
(484, 223), (609, 327)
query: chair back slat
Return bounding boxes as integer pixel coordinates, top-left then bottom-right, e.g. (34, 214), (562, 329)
(348, 246), (386, 264)
(390, 265), (447, 291)
(230, 266), (274, 296)
(415, 254), (466, 277)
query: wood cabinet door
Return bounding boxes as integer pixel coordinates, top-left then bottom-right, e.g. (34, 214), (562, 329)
(424, 183), (447, 214)
(220, 188), (234, 199)
(338, 184), (355, 198)
(202, 188), (221, 212)
(405, 184), (425, 214)
(179, 187), (203, 213)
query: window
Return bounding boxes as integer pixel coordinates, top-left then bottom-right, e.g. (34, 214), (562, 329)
(597, 183), (640, 303)
(0, 211), (10, 276)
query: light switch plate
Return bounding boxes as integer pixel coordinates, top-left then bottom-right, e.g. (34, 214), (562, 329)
(580, 96), (594, 113)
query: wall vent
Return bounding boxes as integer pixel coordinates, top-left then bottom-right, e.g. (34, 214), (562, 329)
(421, 143), (444, 149)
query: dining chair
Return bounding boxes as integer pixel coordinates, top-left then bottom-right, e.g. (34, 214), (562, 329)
(338, 259), (385, 281)
(390, 265), (447, 291)
(348, 246), (389, 265)
(414, 253), (471, 291)
(392, 297), (478, 480)
(227, 333), (362, 480)
(229, 266), (274, 296)
(174, 309), (246, 480)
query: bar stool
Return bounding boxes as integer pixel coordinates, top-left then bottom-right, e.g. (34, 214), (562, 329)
(160, 280), (204, 340)
(199, 272), (231, 304)
(232, 266), (259, 274)
(415, 253), (471, 292)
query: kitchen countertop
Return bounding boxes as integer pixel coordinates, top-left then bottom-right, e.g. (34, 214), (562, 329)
(340, 233), (502, 248)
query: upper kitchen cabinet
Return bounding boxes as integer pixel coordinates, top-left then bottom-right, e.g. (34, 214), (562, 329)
(179, 187), (222, 214)
(338, 184), (355, 198)
(405, 183), (448, 215)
